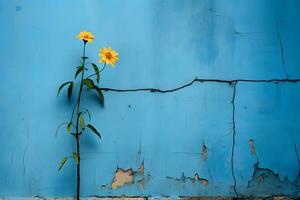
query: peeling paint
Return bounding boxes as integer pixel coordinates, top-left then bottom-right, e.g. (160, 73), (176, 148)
(110, 162), (150, 190)
(138, 161), (144, 174)
(245, 162), (300, 196)
(111, 168), (134, 189)
(202, 142), (207, 161)
(166, 173), (208, 186)
(249, 139), (256, 156)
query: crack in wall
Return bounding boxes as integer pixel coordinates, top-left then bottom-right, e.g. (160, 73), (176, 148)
(276, 19), (289, 79)
(294, 143), (300, 186)
(99, 77), (300, 197)
(230, 82), (238, 199)
(99, 78), (300, 93)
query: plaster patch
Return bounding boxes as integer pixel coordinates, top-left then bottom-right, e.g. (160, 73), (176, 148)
(110, 161), (149, 190)
(111, 168), (134, 189)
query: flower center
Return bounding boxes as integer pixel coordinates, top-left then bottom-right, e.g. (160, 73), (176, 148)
(105, 52), (112, 60)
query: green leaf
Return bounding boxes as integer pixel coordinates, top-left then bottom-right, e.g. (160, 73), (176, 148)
(79, 114), (85, 130)
(82, 108), (91, 121)
(55, 122), (68, 137)
(72, 152), (79, 164)
(57, 81), (72, 96)
(67, 82), (73, 101)
(93, 86), (104, 107)
(67, 122), (72, 133)
(58, 157), (68, 172)
(75, 66), (84, 79)
(87, 124), (101, 139)
(91, 63), (100, 83)
(83, 79), (94, 90)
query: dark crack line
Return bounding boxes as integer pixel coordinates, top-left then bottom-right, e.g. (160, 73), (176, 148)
(276, 19), (289, 79)
(295, 143), (300, 165)
(294, 143), (300, 184)
(99, 78), (300, 93)
(231, 82), (238, 198)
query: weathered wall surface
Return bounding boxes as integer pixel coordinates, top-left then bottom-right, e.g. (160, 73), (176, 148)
(0, 0), (300, 198)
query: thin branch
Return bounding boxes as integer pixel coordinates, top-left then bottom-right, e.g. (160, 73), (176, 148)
(86, 63), (106, 79)
(70, 100), (78, 122)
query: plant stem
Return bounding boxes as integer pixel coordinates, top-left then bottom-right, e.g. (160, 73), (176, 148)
(75, 41), (87, 200)
(86, 63), (106, 79)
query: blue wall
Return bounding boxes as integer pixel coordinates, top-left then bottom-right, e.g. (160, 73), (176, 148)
(0, 0), (300, 198)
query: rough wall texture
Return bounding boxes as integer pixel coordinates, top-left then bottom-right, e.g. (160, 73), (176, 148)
(0, 0), (300, 198)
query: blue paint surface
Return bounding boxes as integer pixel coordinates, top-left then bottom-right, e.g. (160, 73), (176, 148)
(0, 0), (300, 197)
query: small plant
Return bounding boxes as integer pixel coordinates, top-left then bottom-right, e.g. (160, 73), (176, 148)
(56, 31), (119, 199)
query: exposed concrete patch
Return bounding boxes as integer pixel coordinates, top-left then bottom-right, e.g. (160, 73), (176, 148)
(135, 161), (151, 190)
(110, 161), (150, 190)
(166, 173), (208, 186)
(245, 162), (300, 197)
(138, 161), (144, 174)
(111, 168), (134, 189)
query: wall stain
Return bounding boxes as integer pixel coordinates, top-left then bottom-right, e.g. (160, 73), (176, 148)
(15, 5), (22, 12)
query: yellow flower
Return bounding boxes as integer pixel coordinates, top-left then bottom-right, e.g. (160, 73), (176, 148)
(77, 31), (94, 43)
(99, 47), (119, 67)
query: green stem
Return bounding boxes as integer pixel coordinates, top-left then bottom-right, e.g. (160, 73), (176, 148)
(86, 62), (106, 79)
(75, 41), (87, 200)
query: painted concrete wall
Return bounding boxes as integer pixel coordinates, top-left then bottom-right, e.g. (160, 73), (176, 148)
(0, 0), (300, 198)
